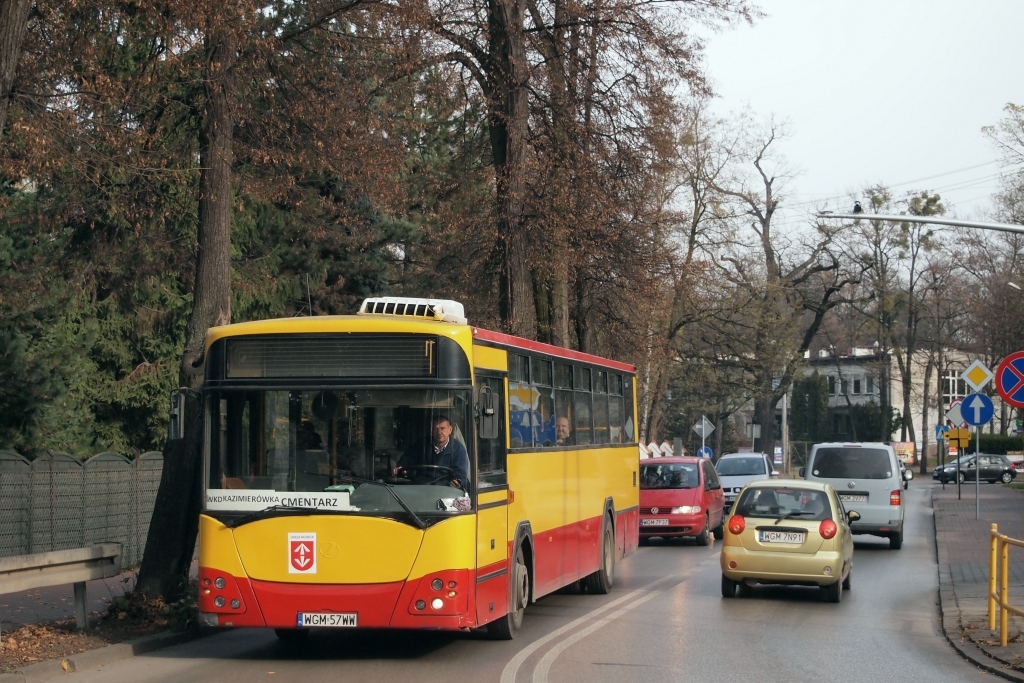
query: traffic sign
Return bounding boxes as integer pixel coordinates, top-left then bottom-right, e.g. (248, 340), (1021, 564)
(697, 446), (713, 458)
(934, 424), (950, 441)
(942, 428), (972, 449)
(996, 351), (1024, 409)
(962, 360), (994, 392)
(961, 393), (994, 426)
(945, 400), (966, 428)
(692, 417), (715, 439)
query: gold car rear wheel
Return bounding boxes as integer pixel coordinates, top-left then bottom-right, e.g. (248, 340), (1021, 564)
(721, 574), (739, 598)
(823, 578), (842, 603)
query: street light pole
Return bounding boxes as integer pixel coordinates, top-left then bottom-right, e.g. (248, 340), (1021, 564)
(817, 212), (1024, 235)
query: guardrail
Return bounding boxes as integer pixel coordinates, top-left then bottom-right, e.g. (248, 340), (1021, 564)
(988, 523), (1024, 645)
(0, 543), (122, 629)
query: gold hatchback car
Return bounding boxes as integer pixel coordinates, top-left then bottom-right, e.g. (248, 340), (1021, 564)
(720, 480), (858, 603)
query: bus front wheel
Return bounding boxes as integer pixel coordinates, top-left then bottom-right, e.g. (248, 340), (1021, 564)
(487, 545), (528, 640)
(583, 521), (614, 594)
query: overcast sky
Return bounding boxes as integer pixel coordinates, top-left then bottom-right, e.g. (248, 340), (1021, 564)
(701, 1), (1024, 228)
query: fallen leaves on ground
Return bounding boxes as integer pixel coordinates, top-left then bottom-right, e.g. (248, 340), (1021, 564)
(1, 592), (182, 672)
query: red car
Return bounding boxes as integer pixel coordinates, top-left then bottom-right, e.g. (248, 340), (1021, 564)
(639, 456), (726, 545)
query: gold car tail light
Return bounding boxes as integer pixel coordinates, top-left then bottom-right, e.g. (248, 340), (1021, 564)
(728, 515), (745, 535)
(819, 519), (837, 540)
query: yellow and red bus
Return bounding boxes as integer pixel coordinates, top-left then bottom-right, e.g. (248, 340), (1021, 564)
(197, 297), (639, 639)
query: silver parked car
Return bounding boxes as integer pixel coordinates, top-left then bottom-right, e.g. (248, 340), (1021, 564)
(715, 452), (777, 509)
(801, 442), (905, 549)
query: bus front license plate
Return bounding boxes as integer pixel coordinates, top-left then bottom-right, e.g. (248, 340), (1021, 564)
(297, 612), (357, 627)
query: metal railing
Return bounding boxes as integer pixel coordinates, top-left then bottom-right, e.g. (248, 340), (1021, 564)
(988, 523), (1024, 645)
(0, 543), (122, 629)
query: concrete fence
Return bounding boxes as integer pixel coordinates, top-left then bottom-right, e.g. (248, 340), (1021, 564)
(0, 450), (163, 567)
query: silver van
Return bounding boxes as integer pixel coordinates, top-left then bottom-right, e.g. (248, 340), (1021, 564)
(801, 442), (905, 549)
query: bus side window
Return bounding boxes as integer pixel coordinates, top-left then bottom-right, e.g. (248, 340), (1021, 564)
(477, 376), (507, 487)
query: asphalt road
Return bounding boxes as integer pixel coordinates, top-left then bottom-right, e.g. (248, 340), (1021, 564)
(67, 480), (987, 683)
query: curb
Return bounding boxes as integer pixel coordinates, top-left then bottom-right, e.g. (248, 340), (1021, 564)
(933, 490), (1024, 682)
(0, 629), (206, 683)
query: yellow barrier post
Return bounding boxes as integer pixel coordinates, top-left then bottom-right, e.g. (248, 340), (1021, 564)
(991, 523), (999, 631)
(1001, 538), (1010, 647)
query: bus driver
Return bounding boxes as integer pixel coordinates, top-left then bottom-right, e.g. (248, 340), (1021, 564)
(394, 415), (470, 489)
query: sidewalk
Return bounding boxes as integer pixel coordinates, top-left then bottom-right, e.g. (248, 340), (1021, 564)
(1, 572), (135, 634)
(933, 479), (1024, 680)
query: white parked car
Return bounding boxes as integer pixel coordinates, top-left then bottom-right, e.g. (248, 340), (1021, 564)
(715, 452), (777, 509)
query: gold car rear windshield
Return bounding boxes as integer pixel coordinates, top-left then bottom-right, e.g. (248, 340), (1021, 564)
(734, 488), (832, 521)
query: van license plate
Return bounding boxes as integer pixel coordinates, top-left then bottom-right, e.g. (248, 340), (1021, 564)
(758, 531), (804, 544)
(297, 612), (357, 627)
(641, 519), (669, 526)
(839, 494), (867, 503)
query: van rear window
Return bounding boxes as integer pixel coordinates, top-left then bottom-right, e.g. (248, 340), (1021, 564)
(811, 448), (893, 479)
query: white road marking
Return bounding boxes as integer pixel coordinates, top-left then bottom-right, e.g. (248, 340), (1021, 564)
(531, 591), (660, 683)
(499, 589), (649, 683)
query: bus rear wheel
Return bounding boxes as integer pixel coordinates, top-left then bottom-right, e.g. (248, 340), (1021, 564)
(487, 545), (528, 640)
(583, 522), (614, 594)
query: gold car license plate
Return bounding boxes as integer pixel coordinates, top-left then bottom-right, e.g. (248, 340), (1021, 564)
(297, 612), (357, 627)
(641, 518), (669, 526)
(839, 494), (867, 503)
(758, 530), (804, 544)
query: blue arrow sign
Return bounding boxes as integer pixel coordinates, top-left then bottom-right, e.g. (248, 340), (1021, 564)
(697, 446), (713, 459)
(961, 393), (994, 427)
(934, 424), (950, 441)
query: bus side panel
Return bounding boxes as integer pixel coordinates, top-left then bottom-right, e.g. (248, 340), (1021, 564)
(617, 507), (639, 559)
(578, 445), (639, 565)
(475, 559), (510, 626)
(508, 449), (588, 598)
(475, 490), (510, 626)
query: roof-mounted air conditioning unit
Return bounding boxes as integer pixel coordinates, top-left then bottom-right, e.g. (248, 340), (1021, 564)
(357, 297), (467, 325)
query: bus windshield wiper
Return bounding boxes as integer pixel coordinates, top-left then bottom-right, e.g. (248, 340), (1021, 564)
(228, 505), (311, 528)
(340, 476), (427, 530)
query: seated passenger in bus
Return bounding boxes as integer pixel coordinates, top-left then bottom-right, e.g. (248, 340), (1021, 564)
(555, 416), (572, 446)
(393, 415), (470, 490)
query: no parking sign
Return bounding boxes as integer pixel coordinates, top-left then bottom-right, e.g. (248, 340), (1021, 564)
(996, 351), (1024, 409)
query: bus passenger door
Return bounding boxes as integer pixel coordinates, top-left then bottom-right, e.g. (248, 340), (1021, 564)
(475, 375), (510, 625)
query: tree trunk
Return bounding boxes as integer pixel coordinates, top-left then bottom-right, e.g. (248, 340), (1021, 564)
(920, 356), (933, 473)
(550, 260), (570, 347)
(753, 387), (778, 455)
(138, 16), (236, 600)
(137, 391), (203, 600)
(488, 0), (535, 338)
(0, 0), (31, 140)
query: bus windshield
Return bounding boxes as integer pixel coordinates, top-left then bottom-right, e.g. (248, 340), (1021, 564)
(205, 388), (473, 516)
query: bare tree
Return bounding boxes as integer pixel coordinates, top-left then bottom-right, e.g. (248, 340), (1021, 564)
(706, 121), (862, 454)
(0, 0), (30, 140)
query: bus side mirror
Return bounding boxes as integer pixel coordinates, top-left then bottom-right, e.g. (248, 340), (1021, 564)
(168, 388), (187, 441)
(479, 387), (499, 440)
